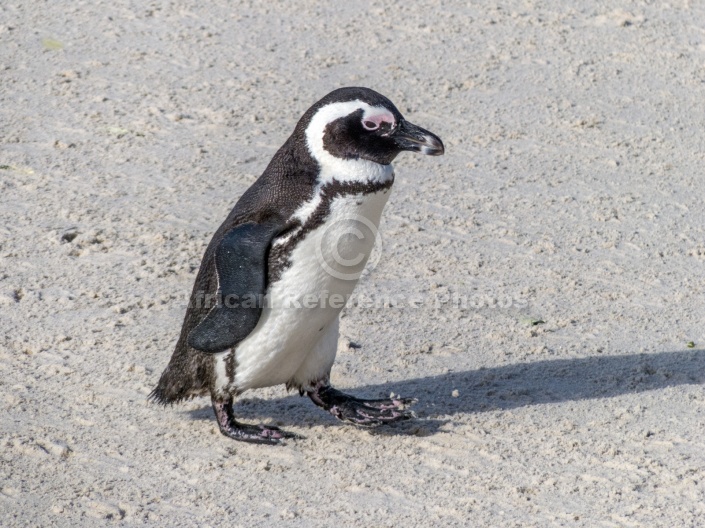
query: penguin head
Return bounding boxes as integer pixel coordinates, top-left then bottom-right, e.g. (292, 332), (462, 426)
(299, 87), (444, 168)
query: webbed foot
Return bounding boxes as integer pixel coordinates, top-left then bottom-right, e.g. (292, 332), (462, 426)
(212, 398), (299, 445)
(307, 384), (416, 427)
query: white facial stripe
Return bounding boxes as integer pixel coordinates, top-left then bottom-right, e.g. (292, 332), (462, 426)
(292, 189), (323, 224)
(305, 100), (396, 185)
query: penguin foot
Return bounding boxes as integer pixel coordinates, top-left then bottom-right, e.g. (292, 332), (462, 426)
(307, 385), (416, 427)
(212, 398), (298, 445)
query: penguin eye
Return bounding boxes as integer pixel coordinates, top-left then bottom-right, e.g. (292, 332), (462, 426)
(362, 120), (379, 131)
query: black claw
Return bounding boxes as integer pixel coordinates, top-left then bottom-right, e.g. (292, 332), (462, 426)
(212, 398), (298, 445)
(307, 385), (417, 427)
(270, 427), (304, 440)
(219, 423), (288, 445)
(332, 402), (416, 427)
(353, 396), (418, 411)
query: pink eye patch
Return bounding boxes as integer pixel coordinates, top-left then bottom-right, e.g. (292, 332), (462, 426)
(361, 110), (395, 131)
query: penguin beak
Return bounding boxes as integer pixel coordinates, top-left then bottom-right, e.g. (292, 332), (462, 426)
(392, 119), (445, 156)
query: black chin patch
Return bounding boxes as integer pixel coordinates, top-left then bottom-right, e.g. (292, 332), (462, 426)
(322, 110), (400, 165)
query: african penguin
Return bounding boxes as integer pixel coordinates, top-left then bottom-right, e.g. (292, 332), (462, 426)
(150, 87), (444, 444)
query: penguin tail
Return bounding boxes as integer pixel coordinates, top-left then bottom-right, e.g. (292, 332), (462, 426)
(148, 367), (182, 405)
(149, 345), (212, 405)
(148, 383), (173, 406)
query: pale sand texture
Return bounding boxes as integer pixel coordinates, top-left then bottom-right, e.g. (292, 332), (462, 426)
(2, 1), (705, 526)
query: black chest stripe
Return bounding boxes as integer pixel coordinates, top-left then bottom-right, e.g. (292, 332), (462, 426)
(268, 177), (393, 283)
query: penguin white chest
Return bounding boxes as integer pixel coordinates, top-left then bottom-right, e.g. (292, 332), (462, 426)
(228, 187), (392, 391)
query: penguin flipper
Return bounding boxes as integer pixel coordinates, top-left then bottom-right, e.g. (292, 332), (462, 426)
(187, 221), (280, 353)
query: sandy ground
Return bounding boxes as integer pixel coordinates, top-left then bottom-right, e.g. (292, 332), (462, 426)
(2, 0), (705, 526)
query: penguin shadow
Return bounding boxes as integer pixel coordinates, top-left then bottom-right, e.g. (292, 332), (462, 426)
(186, 349), (705, 437)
